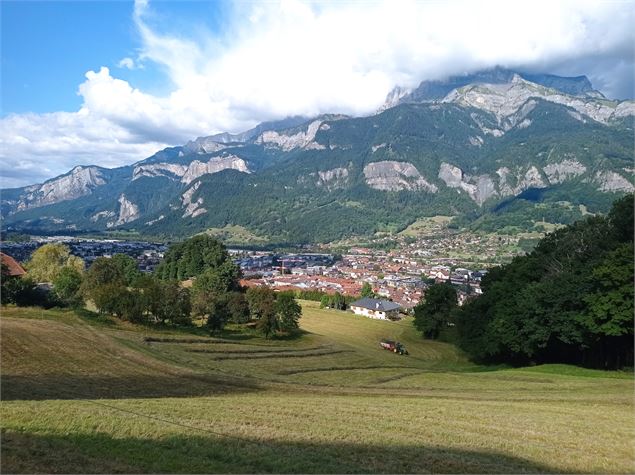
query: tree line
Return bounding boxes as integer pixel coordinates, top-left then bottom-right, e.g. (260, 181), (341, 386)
(413, 194), (634, 369)
(2, 234), (302, 338)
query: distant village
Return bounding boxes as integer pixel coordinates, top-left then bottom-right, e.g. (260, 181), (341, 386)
(2, 222), (527, 314)
(235, 248), (485, 310)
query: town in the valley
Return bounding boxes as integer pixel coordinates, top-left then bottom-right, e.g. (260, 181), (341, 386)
(1, 218), (531, 315)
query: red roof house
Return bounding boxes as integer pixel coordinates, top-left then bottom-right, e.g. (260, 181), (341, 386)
(1, 252), (26, 277)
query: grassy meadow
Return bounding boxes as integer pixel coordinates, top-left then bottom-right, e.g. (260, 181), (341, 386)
(1, 301), (634, 473)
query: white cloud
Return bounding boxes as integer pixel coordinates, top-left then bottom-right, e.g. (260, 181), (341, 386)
(117, 57), (138, 70)
(2, 0), (634, 188)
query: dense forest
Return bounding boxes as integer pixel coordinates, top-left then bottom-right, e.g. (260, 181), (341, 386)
(455, 194), (634, 369)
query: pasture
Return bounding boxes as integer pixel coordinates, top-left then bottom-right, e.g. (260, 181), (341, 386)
(1, 302), (633, 473)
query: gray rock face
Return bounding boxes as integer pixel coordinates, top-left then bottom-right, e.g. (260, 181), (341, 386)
(180, 155), (250, 185)
(316, 167), (349, 190)
(182, 137), (229, 154)
(90, 210), (116, 223)
(132, 155), (250, 185)
(544, 159), (587, 184)
(438, 163), (497, 205)
(377, 86), (411, 112)
(594, 171), (635, 192)
(16, 166), (106, 211)
(145, 215), (165, 226)
(497, 166), (547, 196)
(132, 163), (189, 181)
(256, 120), (325, 151)
(364, 161), (437, 192)
(443, 75), (634, 126)
(181, 181), (207, 218)
(109, 194), (140, 227)
(439, 162), (561, 204)
(388, 67), (603, 108)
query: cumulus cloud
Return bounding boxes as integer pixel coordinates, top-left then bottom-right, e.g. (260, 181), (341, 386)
(2, 0), (634, 188)
(0, 109), (166, 188)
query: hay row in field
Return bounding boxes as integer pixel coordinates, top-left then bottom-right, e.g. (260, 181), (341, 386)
(278, 365), (422, 375)
(144, 336), (227, 344)
(187, 349), (351, 360)
(143, 336), (294, 347)
(187, 346), (329, 355)
(371, 371), (422, 384)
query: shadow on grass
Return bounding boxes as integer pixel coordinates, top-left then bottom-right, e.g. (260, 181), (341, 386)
(1, 428), (566, 474)
(73, 308), (117, 326)
(1, 373), (260, 401)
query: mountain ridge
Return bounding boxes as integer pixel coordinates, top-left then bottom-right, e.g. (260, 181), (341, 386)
(3, 68), (634, 242)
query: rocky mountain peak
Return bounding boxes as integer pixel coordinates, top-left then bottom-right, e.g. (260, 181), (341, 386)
(380, 67), (608, 112)
(14, 165), (108, 213)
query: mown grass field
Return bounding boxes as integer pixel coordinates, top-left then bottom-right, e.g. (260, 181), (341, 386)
(1, 302), (633, 473)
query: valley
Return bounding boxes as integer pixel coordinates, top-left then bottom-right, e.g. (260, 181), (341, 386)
(3, 4), (634, 474)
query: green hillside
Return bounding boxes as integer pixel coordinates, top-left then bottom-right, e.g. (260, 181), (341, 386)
(2, 303), (633, 473)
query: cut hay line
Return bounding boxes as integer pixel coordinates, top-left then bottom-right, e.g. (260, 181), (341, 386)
(186, 346), (329, 355)
(143, 337), (228, 344)
(190, 349), (351, 360)
(371, 371), (422, 384)
(142, 336), (296, 348)
(278, 365), (421, 375)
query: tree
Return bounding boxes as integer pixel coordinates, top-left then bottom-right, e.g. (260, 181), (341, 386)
(275, 293), (302, 332)
(140, 277), (191, 325)
(257, 309), (279, 339)
(81, 257), (127, 313)
(226, 291), (249, 323)
(111, 254), (141, 286)
(455, 194), (634, 369)
(414, 283), (457, 339)
(26, 243), (84, 282)
(171, 286), (192, 326)
(2, 276), (41, 307)
(91, 283), (128, 315)
(580, 242), (634, 368)
(246, 287), (276, 320)
(319, 292), (347, 310)
(360, 282), (375, 298)
(53, 266), (83, 306)
(82, 257), (126, 291)
(193, 291), (230, 334)
(331, 292), (346, 310)
(155, 235), (239, 281)
(117, 288), (146, 323)
(192, 263), (241, 296)
(1, 263), (11, 303)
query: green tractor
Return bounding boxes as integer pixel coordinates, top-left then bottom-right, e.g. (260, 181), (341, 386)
(379, 339), (408, 355)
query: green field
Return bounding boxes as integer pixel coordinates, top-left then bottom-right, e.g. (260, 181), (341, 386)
(1, 302), (633, 473)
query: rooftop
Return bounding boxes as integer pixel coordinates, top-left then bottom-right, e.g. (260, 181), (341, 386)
(1, 252), (26, 277)
(350, 297), (401, 312)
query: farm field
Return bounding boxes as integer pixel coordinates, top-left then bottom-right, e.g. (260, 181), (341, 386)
(1, 302), (634, 473)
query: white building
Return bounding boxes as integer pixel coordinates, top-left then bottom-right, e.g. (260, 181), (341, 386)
(349, 298), (401, 320)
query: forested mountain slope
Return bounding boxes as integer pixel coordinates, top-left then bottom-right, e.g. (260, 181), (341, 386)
(3, 69), (633, 242)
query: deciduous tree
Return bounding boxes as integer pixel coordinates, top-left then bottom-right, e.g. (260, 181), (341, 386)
(413, 283), (457, 339)
(27, 243), (84, 283)
(275, 293), (302, 332)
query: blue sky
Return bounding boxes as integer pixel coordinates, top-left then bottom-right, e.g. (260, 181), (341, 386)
(1, 0), (634, 188)
(2, 1), (227, 114)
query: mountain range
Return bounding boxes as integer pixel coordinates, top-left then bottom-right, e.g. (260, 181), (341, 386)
(2, 67), (634, 244)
